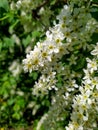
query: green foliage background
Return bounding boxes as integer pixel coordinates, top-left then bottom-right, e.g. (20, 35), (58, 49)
(0, 0), (98, 129)
(0, 0), (66, 129)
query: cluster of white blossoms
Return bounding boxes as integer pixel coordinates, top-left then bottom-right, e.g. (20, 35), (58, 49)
(23, 0), (98, 129)
(10, 0), (53, 32)
(66, 43), (98, 130)
(10, 0), (43, 12)
(33, 71), (57, 95)
(23, 0), (97, 94)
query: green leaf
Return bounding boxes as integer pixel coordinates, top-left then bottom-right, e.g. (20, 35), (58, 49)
(50, 0), (56, 5)
(3, 37), (14, 47)
(0, 0), (9, 11)
(17, 98), (25, 108)
(13, 104), (20, 111)
(32, 31), (41, 38)
(12, 112), (21, 120)
(29, 72), (38, 80)
(22, 35), (31, 47)
(2, 81), (10, 88)
(8, 98), (15, 105)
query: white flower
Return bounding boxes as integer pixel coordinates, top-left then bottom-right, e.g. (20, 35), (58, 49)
(83, 69), (91, 80)
(9, 60), (22, 76)
(66, 123), (74, 130)
(16, 0), (22, 9)
(91, 77), (98, 89)
(23, 54), (33, 73)
(86, 58), (97, 73)
(91, 42), (98, 56)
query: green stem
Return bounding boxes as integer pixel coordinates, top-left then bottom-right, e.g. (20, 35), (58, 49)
(0, 15), (9, 21)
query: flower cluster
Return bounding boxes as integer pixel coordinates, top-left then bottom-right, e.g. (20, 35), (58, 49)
(32, 71), (57, 95)
(66, 43), (98, 130)
(23, 26), (66, 73)
(23, 0), (97, 94)
(10, 0), (54, 32)
(23, 0), (98, 129)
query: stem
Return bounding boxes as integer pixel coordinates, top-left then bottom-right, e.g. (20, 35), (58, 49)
(0, 15), (9, 21)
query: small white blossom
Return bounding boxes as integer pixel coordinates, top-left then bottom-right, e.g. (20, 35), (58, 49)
(91, 42), (98, 56)
(86, 58), (97, 73)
